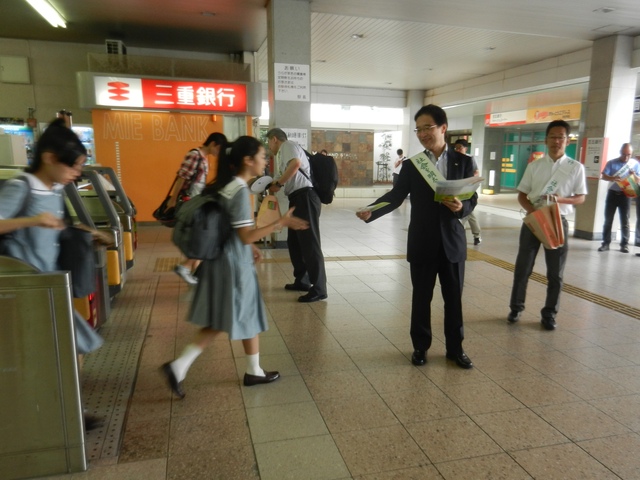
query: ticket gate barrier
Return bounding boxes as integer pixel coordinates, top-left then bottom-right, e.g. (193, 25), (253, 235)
(72, 170), (127, 298)
(0, 256), (86, 479)
(83, 166), (137, 269)
(64, 184), (110, 327)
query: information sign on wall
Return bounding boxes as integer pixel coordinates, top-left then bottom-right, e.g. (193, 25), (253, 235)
(581, 137), (608, 179)
(281, 128), (308, 149)
(485, 111), (527, 127)
(275, 63), (310, 102)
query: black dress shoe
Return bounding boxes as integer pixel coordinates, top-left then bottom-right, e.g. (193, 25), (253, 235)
(243, 371), (280, 386)
(84, 414), (104, 431)
(446, 351), (473, 369)
(298, 292), (328, 303)
(507, 310), (521, 323)
(285, 282), (311, 291)
(161, 362), (185, 399)
(411, 350), (426, 366)
(541, 317), (556, 330)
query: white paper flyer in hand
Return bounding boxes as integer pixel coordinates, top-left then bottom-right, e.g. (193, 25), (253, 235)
(433, 177), (484, 202)
(358, 202), (390, 213)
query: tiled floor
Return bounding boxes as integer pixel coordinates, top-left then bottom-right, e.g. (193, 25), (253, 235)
(44, 193), (640, 480)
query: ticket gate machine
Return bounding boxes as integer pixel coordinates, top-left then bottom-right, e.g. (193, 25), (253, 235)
(83, 166), (137, 269)
(64, 184), (111, 326)
(0, 256), (87, 479)
(73, 170), (127, 298)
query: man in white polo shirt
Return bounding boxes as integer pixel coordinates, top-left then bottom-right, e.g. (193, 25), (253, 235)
(507, 120), (587, 330)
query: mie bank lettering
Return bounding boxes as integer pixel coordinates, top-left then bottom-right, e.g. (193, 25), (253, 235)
(100, 113), (211, 143)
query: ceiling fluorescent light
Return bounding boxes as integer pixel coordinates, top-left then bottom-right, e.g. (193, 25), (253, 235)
(25, 0), (66, 28)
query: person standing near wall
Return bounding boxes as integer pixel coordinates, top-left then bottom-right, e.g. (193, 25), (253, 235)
(392, 148), (407, 187)
(597, 143), (639, 253)
(267, 128), (328, 303)
(454, 139), (482, 245)
(170, 133), (228, 285)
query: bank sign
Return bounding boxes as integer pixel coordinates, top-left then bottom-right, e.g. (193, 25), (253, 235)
(77, 72), (260, 116)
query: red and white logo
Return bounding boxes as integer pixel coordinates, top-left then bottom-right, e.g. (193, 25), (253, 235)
(95, 77), (144, 107)
(107, 81), (130, 101)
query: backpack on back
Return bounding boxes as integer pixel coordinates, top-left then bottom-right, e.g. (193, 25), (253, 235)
(302, 150), (339, 204)
(171, 193), (232, 260)
(0, 175), (31, 256)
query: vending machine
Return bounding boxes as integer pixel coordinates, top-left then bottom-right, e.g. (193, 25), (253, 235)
(0, 124), (35, 165)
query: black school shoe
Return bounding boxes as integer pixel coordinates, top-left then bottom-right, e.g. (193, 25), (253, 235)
(161, 362), (185, 399)
(298, 292), (327, 303)
(541, 317), (556, 330)
(411, 350), (426, 366)
(446, 351), (473, 369)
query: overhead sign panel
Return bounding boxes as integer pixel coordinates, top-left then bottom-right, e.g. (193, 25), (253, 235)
(78, 73), (260, 116)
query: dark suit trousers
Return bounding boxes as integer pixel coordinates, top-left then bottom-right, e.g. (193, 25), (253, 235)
(409, 247), (465, 354)
(602, 190), (631, 246)
(510, 217), (569, 320)
(287, 188), (327, 296)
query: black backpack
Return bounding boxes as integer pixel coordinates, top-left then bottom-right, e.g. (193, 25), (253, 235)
(302, 150), (339, 204)
(171, 193), (232, 260)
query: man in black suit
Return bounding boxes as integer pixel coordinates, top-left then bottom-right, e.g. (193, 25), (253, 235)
(356, 104), (477, 368)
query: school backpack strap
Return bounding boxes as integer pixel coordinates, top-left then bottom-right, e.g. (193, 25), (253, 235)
(0, 175), (31, 229)
(0, 174), (32, 255)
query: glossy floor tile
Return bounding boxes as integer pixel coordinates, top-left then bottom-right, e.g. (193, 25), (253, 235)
(38, 194), (640, 480)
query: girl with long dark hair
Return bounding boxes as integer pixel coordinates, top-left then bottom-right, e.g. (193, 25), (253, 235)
(161, 135), (308, 398)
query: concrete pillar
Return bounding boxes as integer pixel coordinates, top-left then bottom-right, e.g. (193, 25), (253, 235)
(267, 0), (311, 136)
(266, 0), (312, 245)
(406, 90), (425, 156)
(471, 114), (486, 172)
(575, 35), (638, 240)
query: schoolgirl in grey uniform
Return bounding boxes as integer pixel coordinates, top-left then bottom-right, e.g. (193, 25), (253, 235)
(162, 136), (309, 399)
(0, 118), (103, 355)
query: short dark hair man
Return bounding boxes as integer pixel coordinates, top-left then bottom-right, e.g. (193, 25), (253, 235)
(507, 120), (587, 330)
(597, 143), (638, 253)
(267, 128), (327, 302)
(356, 104), (477, 369)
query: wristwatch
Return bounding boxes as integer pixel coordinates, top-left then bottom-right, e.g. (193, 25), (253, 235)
(275, 180), (283, 188)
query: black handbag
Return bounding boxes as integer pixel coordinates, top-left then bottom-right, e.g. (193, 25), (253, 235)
(154, 152), (203, 228)
(58, 227), (96, 298)
(153, 178), (191, 228)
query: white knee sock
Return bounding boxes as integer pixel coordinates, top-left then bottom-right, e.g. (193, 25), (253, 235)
(246, 353), (265, 377)
(171, 344), (203, 382)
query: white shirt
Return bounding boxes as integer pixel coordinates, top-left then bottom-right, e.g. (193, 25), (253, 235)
(392, 156), (405, 175)
(276, 140), (313, 196)
(517, 154), (587, 216)
(426, 149), (449, 177)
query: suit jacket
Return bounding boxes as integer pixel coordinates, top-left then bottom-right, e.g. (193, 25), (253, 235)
(367, 147), (477, 264)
